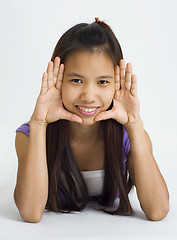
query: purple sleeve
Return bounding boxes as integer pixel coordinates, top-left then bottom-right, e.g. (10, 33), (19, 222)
(123, 127), (130, 174)
(16, 122), (30, 136)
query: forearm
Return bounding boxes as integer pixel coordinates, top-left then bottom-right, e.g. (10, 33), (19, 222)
(125, 117), (169, 220)
(14, 121), (48, 217)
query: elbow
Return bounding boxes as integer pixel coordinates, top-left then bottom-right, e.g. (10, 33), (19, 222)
(14, 190), (43, 223)
(20, 209), (42, 223)
(145, 203), (170, 221)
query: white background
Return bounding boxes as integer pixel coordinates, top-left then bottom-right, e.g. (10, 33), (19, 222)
(0, 0), (177, 239)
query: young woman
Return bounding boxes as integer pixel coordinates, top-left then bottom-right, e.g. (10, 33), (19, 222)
(14, 18), (169, 223)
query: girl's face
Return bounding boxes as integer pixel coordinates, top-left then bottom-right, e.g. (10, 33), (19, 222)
(62, 50), (115, 125)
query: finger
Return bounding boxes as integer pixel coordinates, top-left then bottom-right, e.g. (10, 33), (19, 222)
(56, 63), (64, 90)
(114, 65), (120, 91)
(125, 63), (132, 91)
(119, 59), (125, 89)
(70, 114), (83, 123)
(61, 110), (83, 123)
(40, 72), (48, 95)
(94, 109), (115, 122)
(47, 61), (54, 89)
(53, 57), (60, 86)
(130, 74), (138, 97)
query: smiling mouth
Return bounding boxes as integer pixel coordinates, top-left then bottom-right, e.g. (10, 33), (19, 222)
(76, 105), (99, 112)
(75, 105), (100, 116)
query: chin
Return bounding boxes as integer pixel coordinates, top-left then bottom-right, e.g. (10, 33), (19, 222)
(80, 118), (97, 126)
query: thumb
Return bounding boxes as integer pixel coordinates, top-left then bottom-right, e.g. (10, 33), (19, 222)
(94, 109), (115, 122)
(60, 110), (83, 123)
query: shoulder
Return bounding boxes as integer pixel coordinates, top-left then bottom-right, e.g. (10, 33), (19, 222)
(15, 122), (30, 161)
(16, 122), (30, 136)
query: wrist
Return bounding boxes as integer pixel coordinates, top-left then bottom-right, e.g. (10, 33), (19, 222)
(124, 116), (143, 130)
(124, 117), (145, 146)
(29, 118), (48, 128)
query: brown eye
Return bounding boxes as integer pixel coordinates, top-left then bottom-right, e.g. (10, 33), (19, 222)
(98, 80), (109, 85)
(71, 79), (82, 83)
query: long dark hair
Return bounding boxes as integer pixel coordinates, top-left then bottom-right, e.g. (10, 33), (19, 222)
(45, 19), (133, 215)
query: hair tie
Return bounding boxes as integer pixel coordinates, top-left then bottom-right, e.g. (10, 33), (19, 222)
(95, 17), (100, 23)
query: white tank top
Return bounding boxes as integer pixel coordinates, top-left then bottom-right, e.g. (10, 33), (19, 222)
(81, 169), (105, 197)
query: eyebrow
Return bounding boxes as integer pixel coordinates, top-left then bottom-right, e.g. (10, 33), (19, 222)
(66, 72), (113, 79)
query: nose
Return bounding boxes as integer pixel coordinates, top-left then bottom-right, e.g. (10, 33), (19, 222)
(79, 83), (97, 104)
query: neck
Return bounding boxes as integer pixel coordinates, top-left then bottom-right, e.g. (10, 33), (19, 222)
(69, 121), (103, 144)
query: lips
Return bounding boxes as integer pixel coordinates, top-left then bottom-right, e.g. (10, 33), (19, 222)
(75, 105), (99, 116)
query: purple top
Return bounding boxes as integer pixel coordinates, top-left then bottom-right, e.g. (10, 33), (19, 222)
(16, 121), (130, 205)
(15, 122), (130, 165)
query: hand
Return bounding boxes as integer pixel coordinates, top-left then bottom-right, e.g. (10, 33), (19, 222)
(30, 57), (83, 126)
(94, 59), (140, 126)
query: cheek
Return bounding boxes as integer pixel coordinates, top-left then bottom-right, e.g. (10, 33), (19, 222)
(61, 84), (77, 106)
(102, 87), (114, 104)
(61, 84), (70, 104)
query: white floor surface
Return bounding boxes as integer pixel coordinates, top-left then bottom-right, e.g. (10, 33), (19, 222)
(0, 179), (176, 240)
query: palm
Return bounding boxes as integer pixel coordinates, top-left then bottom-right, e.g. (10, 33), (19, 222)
(31, 57), (82, 124)
(94, 60), (140, 126)
(113, 88), (140, 125)
(37, 87), (63, 123)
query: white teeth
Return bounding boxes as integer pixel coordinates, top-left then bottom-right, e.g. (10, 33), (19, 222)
(77, 106), (97, 112)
